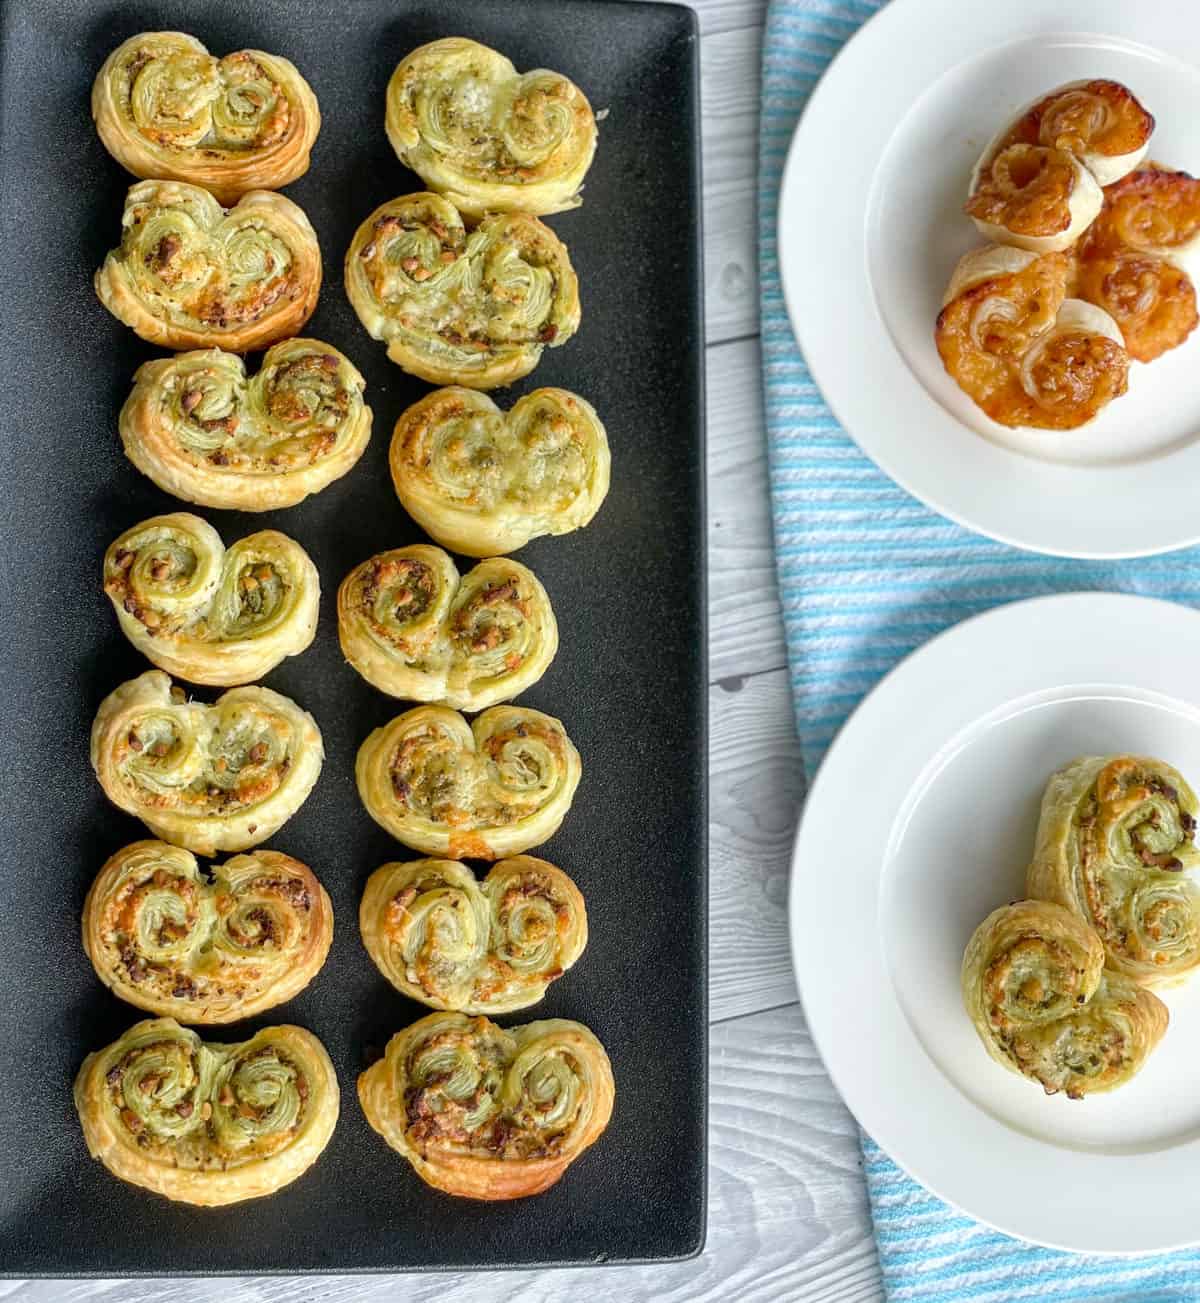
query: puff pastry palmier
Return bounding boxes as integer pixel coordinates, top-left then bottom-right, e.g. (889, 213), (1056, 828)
(389, 386), (610, 556)
(75, 1017), (337, 1204)
(119, 339), (371, 511)
(92, 32), (320, 203)
(1076, 166), (1200, 362)
(967, 80), (1154, 252)
(344, 192), (579, 388)
(83, 840), (332, 1023)
(360, 856), (586, 1014)
(962, 900), (1167, 1098)
(104, 513), (318, 686)
(1027, 756), (1200, 985)
(385, 38), (597, 219)
(359, 1011), (612, 1199)
(91, 670), (323, 855)
(96, 180), (321, 352)
(936, 245), (1129, 430)
(356, 703), (580, 859)
(338, 546), (557, 709)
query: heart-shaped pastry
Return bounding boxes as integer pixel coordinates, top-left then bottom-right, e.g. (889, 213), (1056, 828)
(359, 855), (586, 1014)
(967, 80), (1154, 253)
(935, 245), (1129, 429)
(385, 38), (597, 219)
(344, 192), (580, 389)
(92, 32), (321, 204)
(91, 669), (324, 855)
(83, 840), (332, 1023)
(359, 1011), (612, 1200)
(962, 900), (1167, 1098)
(1076, 166), (1200, 362)
(75, 1017), (338, 1205)
(119, 338), (372, 511)
(355, 703), (581, 859)
(104, 513), (319, 686)
(96, 179), (322, 353)
(337, 545), (557, 709)
(1027, 756), (1200, 984)
(389, 387), (610, 556)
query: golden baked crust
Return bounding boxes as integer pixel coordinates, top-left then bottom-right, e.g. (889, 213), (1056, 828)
(385, 38), (596, 219)
(75, 1017), (338, 1205)
(83, 840), (332, 1023)
(358, 1011), (612, 1199)
(359, 856), (586, 1013)
(119, 339), (371, 511)
(95, 180), (321, 352)
(355, 703), (581, 859)
(90, 670), (323, 855)
(92, 32), (320, 203)
(103, 513), (319, 686)
(344, 192), (579, 388)
(389, 387), (610, 555)
(961, 900), (1167, 1098)
(337, 545), (557, 709)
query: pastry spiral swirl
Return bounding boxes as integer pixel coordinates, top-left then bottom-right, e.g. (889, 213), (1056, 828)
(119, 339), (371, 511)
(962, 900), (1167, 1098)
(1026, 756), (1200, 985)
(966, 80), (1154, 252)
(936, 245), (1129, 429)
(355, 704), (581, 859)
(384, 38), (597, 219)
(389, 387), (610, 556)
(360, 856), (586, 1014)
(338, 546), (558, 709)
(91, 670), (324, 855)
(358, 1011), (613, 1199)
(83, 840), (332, 1023)
(92, 32), (321, 204)
(96, 180), (321, 352)
(344, 192), (580, 388)
(75, 1017), (338, 1205)
(104, 513), (319, 685)
(1076, 166), (1200, 362)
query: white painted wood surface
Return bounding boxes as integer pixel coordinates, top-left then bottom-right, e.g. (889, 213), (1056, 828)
(9, 2), (883, 1298)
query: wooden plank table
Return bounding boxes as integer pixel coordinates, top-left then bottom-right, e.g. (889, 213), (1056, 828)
(8, 3), (883, 1297)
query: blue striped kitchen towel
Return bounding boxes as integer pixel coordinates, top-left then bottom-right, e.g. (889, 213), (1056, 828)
(760, 1), (1200, 1298)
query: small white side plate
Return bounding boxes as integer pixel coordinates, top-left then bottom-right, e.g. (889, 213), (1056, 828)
(790, 593), (1200, 1251)
(778, 0), (1200, 556)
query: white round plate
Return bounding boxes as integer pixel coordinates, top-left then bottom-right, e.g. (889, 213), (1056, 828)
(790, 593), (1200, 1253)
(777, 0), (1200, 558)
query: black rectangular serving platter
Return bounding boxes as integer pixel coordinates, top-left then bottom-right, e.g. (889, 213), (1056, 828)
(0, 0), (706, 1278)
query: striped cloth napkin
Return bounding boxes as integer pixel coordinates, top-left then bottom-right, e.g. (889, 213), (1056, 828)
(759, 0), (1200, 1297)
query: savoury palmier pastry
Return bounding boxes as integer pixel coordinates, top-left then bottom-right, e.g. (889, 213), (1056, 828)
(358, 1011), (612, 1199)
(1076, 165), (1200, 362)
(360, 856), (586, 1014)
(95, 180), (321, 352)
(91, 670), (323, 855)
(962, 900), (1167, 1098)
(1027, 756), (1200, 985)
(75, 1017), (337, 1205)
(104, 513), (319, 686)
(936, 245), (1129, 429)
(119, 339), (371, 511)
(967, 80), (1154, 252)
(344, 192), (579, 388)
(338, 546), (557, 709)
(356, 703), (580, 859)
(385, 38), (597, 219)
(83, 840), (332, 1023)
(389, 387), (610, 555)
(92, 32), (321, 203)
